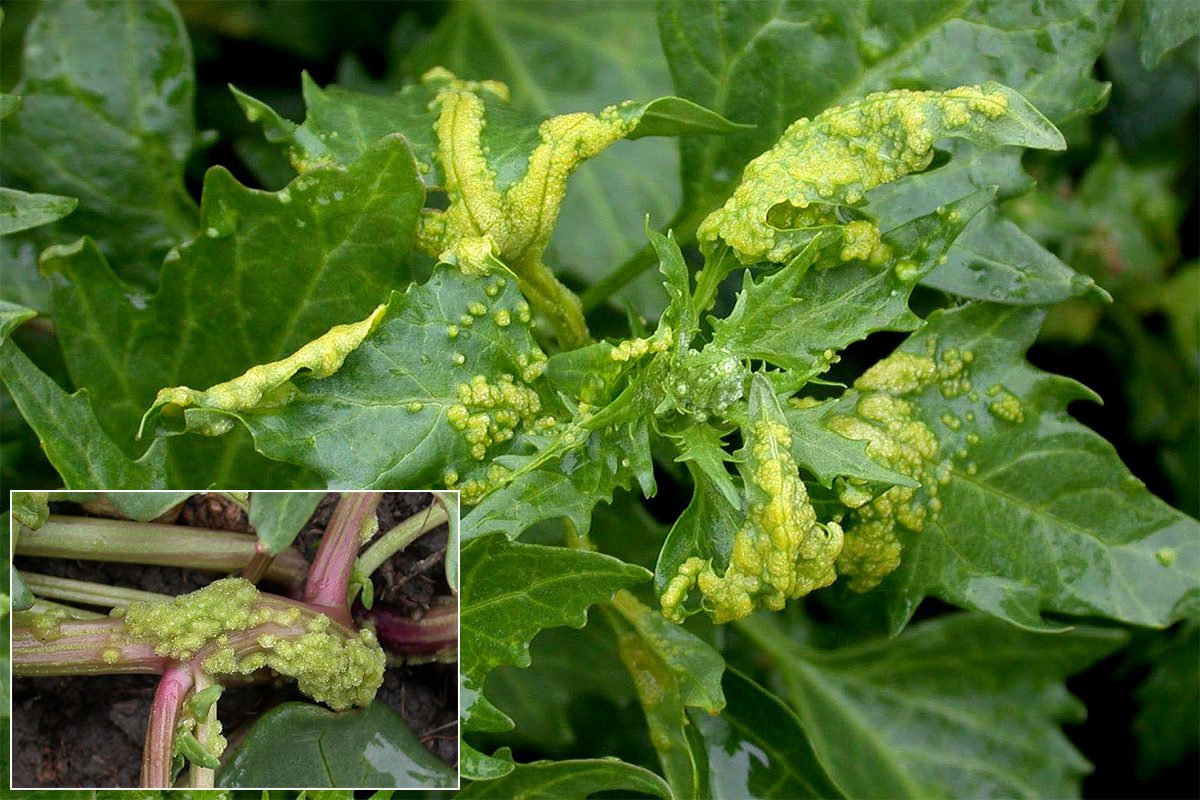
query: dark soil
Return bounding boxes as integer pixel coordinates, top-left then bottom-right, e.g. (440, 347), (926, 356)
(12, 492), (458, 788)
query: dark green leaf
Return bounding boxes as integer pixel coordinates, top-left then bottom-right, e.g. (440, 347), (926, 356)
(692, 668), (844, 800)
(141, 266), (549, 490)
(0, 338), (168, 489)
(0, 0), (200, 285)
(458, 757), (670, 799)
(459, 535), (649, 732)
(217, 701), (456, 788)
(739, 612), (1127, 799)
(248, 491), (324, 555)
(1139, 0), (1200, 68)
(1132, 621), (1200, 777)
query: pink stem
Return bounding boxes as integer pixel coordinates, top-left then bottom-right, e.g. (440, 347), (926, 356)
(305, 492), (382, 625)
(365, 602), (458, 655)
(141, 662), (194, 787)
(13, 617), (168, 675)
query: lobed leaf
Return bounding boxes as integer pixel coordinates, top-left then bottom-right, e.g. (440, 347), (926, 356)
(833, 302), (1200, 630)
(459, 535), (648, 736)
(739, 612), (1127, 799)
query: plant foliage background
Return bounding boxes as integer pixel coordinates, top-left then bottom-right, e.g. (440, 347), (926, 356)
(1, 0), (1198, 797)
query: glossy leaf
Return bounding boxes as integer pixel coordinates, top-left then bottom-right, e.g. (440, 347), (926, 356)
(692, 668), (844, 800)
(740, 612), (1126, 799)
(0, 0), (200, 286)
(459, 535), (649, 732)
(217, 701), (456, 788)
(0, 314), (168, 489)
(458, 757), (670, 799)
(248, 491), (324, 555)
(604, 591), (724, 799)
(835, 303), (1200, 630)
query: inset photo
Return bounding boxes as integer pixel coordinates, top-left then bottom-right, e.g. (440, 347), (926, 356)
(8, 490), (459, 790)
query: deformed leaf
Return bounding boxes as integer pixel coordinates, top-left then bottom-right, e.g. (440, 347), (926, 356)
(217, 701), (456, 788)
(739, 612), (1127, 799)
(248, 492), (325, 555)
(785, 400), (916, 490)
(141, 266), (554, 492)
(458, 757), (670, 799)
(697, 83), (1062, 266)
(831, 303), (1200, 630)
(710, 188), (993, 383)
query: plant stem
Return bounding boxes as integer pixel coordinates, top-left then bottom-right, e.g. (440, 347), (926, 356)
(21, 571), (170, 608)
(187, 670), (218, 789)
(579, 208), (705, 313)
(13, 616), (168, 676)
(27, 598), (106, 619)
(357, 502), (448, 579)
(240, 540), (274, 584)
(17, 515), (308, 591)
(366, 600), (458, 656)
(142, 662), (193, 788)
(305, 492), (383, 624)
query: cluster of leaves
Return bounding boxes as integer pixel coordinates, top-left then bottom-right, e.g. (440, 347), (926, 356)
(2, 0), (1198, 797)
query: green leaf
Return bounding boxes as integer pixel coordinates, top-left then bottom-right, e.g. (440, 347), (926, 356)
(216, 701), (456, 788)
(0, 337), (168, 489)
(406, 0), (689, 318)
(458, 757), (670, 799)
(0, 0), (200, 285)
(0, 189), (77, 236)
(0, 300), (36, 340)
(785, 400), (916, 490)
(711, 188), (993, 382)
(42, 132), (423, 488)
(1132, 621), (1200, 777)
(102, 491), (194, 522)
(834, 303), (1200, 630)
(661, 0), (1118, 304)
(662, 0), (1117, 217)
(692, 668), (844, 800)
(739, 612), (1127, 799)
(603, 591), (725, 800)
(142, 265), (549, 490)
(247, 492), (324, 555)
(654, 463), (742, 601)
(1139, 0), (1200, 68)
(460, 535), (649, 732)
